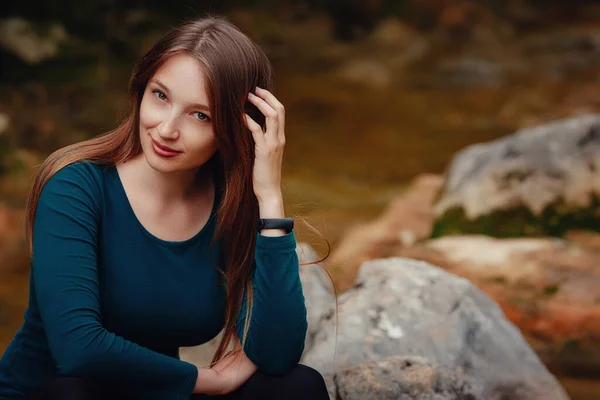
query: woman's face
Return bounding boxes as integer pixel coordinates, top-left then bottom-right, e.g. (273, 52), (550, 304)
(139, 53), (218, 174)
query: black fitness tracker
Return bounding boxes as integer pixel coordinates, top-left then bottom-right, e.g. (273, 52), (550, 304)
(257, 218), (294, 234)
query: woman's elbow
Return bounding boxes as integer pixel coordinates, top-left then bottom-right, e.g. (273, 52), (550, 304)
(257, 337), (306, 375)
(258, 353), (303, 376)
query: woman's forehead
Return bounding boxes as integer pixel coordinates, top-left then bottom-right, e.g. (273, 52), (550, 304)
(151, 53), (209, 105)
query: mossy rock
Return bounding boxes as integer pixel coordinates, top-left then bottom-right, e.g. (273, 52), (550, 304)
(431, 195), (600, 238)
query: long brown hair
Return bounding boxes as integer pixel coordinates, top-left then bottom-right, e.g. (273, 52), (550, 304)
(24, 15), (332, 367)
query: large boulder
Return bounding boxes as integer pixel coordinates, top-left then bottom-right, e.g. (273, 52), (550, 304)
(397, 235), (600, 378)
(301, 257), (569, 399)
(432, 114), (600, 237)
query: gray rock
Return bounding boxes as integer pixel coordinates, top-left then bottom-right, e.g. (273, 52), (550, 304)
(335, 355), (481, 400)
(301, 257), (569, 399)
(433, 114), (600, 236)
(297, 243), (336, 353)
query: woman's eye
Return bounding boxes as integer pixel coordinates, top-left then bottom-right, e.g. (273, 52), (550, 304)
(152, 90), (167, 101)
(195, 112), (210, 121)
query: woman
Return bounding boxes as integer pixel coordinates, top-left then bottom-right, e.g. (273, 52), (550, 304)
(0, 16), (330, 400)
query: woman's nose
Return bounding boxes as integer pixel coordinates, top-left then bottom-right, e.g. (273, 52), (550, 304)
(157, 114), (180, 140)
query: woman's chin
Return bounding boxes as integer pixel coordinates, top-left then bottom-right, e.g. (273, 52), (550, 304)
(143, 151), (182, 173)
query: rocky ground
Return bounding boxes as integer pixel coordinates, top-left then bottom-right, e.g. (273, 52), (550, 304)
(324, 114), (600, 397)
(182, 245), (571, 399)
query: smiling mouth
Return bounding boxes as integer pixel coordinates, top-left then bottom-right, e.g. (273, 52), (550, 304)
(151, 138), (182, 157)
(152, 139), (181, 153)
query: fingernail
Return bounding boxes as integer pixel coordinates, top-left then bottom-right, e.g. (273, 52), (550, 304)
(248, 92), (255, 98)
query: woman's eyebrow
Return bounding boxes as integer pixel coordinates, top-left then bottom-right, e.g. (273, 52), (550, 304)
(149, 79), (210, 112)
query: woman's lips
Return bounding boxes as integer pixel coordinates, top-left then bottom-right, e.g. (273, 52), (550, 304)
(151, 139), (181, 158)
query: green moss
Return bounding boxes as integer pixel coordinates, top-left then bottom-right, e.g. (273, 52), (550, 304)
(541, 284), (560, 297)
(485, 276), (507, 284)
(431, 196), (600, 238)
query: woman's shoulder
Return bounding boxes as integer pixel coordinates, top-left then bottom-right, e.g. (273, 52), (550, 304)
(50, 160), (108, 182)
(42, 160), (111, 203)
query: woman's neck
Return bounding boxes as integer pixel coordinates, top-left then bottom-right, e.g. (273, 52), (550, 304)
(121, 154), (211, 205)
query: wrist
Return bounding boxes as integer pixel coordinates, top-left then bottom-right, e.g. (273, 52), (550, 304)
(194, 367), (224, 395)
(258, 196), (284, 219)
(211, 368), (231, 395)
(256, 190), (283, 205)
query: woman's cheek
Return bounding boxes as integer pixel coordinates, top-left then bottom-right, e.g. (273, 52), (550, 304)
(139, 94), (164, 128)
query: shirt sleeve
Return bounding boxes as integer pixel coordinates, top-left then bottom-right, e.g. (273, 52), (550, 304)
(236, 231), (308, 375)
(31, 163), (197, 399)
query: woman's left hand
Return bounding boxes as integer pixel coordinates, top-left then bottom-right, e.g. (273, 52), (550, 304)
(245, 87), (285, 203)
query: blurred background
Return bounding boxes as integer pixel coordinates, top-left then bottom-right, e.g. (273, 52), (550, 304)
(2, 0), (600, 398)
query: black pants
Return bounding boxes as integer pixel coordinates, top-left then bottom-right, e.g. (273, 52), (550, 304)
(26, 364), (329, 400)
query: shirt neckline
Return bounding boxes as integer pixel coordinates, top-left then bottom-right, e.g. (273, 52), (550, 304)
(109, 163), (219, 248)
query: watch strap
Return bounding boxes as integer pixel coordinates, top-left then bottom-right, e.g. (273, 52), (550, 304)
(257, 218), (294, 233)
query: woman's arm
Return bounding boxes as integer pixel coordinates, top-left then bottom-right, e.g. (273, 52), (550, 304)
(235, 202), (308, 375)
(33, 163), (197, 398)
(193, 336), (257, 395)
(240, 84), (306, 374)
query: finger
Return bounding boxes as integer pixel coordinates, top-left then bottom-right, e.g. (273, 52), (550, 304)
(255, 87), (284, 113)
(244, 113), (265, 147)
(255, 87), (285, 141)
(247, 92), (279, 143)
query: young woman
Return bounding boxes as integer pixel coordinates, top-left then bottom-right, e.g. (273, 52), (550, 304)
(0, 16), (330, 400)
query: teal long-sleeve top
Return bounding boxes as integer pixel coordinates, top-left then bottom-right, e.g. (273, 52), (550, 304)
(0, 161), (307, 399)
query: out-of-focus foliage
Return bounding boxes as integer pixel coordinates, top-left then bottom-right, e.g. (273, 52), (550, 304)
(3, 0), (600, 43)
